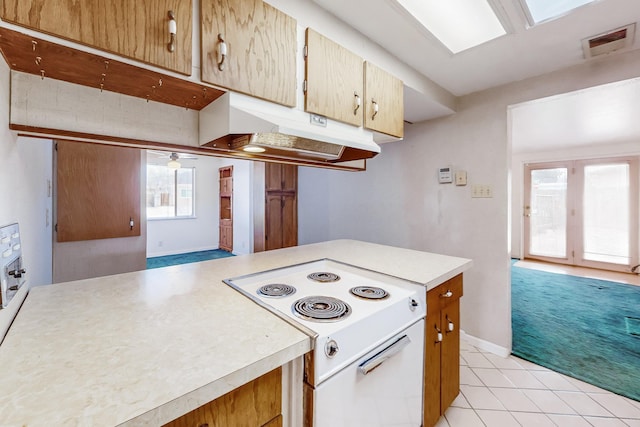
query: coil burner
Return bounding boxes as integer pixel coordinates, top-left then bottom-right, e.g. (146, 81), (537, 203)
(292, 296), (351, 322)
(307, 272), (340, 283)
(350, 286), (390, 300)
(257, 284), (296, 298)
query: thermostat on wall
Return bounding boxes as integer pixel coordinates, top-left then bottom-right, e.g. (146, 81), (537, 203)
(438, 167), (453, 183)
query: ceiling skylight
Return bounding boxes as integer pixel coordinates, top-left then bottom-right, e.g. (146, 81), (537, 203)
(395, 0), (507, 54)
(520, 0), (597, 25)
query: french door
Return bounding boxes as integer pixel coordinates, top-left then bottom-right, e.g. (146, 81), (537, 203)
(524, 157), (639, 272)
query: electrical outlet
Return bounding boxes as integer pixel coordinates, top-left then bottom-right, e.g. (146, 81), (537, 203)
(472, 185), (493, 198)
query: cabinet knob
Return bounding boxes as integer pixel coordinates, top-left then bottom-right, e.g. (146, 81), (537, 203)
(353, 92), (361, 115)
(167, 11), (176, 53)
(371, 99), (379, 120)
(441, 290), (453, 298)
(217, 34), (228, 71)
(435, 325), (443, 343)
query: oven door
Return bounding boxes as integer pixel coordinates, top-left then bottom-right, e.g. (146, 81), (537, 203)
(313, 319), (425, 427)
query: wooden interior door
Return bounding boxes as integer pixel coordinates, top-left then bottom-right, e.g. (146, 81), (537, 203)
(56, 140), (141, 242)
(305, 28), (363, 126)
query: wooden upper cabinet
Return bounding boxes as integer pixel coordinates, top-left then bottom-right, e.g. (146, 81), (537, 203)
(305, 28), (364, 127)
(200, 0), (297, 107)
(56, 140), (141, 242)
(364, 61), (404, 138)
(0, 0), (193, 75)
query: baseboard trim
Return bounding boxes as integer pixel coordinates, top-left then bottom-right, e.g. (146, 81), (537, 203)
(461, 330), (511, 358)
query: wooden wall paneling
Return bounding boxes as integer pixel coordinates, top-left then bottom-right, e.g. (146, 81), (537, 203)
(0, 0), (193, 75)
(200, 0), (297, 106)
(0, 28), (223, 110)
(364, 61), (404, 138)
(56, 140), (141, 242)
(305, 28), (363, 127)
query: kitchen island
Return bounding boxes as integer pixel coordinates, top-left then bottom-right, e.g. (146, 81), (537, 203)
(0, 240), (471, 426)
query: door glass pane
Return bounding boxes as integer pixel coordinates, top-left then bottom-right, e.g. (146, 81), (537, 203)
(583, 163), (629, 264)
(530, 168), (567, 257)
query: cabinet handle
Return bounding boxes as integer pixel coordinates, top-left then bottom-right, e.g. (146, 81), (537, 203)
(217, 34), (227, 71)
(167, 11), (176, 53)
(441, 290), (453, 298)
(435, 325), (443, 343)
(353, 92), (361, 115)
(371, 99), (379, 120)
(446, 315), (454, 333)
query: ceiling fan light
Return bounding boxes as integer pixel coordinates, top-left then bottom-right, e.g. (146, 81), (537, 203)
(167, 159), (181, 169)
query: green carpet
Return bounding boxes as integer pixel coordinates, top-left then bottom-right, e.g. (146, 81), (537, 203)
(146, 249), (234, 269)
(511, 262), (640, 401)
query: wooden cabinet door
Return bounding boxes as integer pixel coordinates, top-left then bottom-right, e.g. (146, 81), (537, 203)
(424, 304), (442, 427)
(163, 367), (282, 427)
(220, 177), (232, 196)
(265, 163), (297, 192)
(305, 28), (364, 127)
(56, 140), (141, 242)
(281, 194), (298, 248)
(364, 61), (404, 138)
(1, 0), (192, 75)
(219, 224), (232, 252)
(265, 194), (284, 251)
(265, 193), (297, 250)
(441, 300), (461, 412)
(201, 0), (297, 106)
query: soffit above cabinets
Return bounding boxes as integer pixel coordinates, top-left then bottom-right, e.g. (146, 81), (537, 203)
(0, 27), (225, 110)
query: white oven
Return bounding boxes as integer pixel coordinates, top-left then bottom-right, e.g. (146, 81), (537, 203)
(226, 259), (427, 426)
(313, 319), (424, 427)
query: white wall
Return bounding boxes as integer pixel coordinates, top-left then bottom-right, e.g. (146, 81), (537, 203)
(146, 156), (256, 257)
(299, 47), (640, 352)
(0, 60), (53, 288)
(146, 155), (219, 257)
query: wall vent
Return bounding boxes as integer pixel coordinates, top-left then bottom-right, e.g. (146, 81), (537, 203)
(582, 23), (635, 59)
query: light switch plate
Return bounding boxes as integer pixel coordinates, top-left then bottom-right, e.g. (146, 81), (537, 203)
(472, 184), (493, 198)
(455, 171), (467, 186)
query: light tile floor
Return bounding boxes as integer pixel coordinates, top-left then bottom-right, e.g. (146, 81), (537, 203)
(436, 341), (640, 427)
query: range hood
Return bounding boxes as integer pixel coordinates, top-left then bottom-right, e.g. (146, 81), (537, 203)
(199, 92), (381, 169)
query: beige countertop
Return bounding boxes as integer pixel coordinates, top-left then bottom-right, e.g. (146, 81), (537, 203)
(0, 240), (472, 426)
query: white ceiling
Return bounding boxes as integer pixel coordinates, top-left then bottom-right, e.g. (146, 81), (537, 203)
(312, 0), (640, 150)
(510, 76), (640, 153)
(312, 0), (640, 97)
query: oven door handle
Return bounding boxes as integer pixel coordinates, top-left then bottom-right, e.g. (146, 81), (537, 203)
(358, 334), (411, 375)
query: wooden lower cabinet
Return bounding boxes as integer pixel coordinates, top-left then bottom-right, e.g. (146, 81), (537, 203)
(424, 274), (463, 427)
(163, 367), (282, 427)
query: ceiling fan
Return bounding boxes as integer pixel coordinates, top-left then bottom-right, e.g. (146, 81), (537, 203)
(146, 150), (198, 169)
